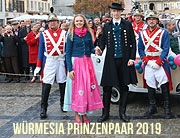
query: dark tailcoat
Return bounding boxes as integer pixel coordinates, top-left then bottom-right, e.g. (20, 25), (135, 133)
(99, 19), (138, 87)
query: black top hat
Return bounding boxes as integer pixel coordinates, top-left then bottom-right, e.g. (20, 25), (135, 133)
(109, 2), (124, 10)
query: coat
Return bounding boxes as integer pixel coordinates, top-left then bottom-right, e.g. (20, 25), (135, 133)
(0, 34), (19, 57)
(19, 26), (31, 68)
(99, 19), (138, 87)
(26, 31), (39, 64)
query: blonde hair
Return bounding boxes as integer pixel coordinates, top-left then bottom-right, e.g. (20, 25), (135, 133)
(67, 14), (94, 41)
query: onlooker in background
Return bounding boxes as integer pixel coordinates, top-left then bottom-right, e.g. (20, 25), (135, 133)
(88, 19), (96, 40)
(94, 25), (103, 47)
(166, 20), (180, 55)
(19, 19), (31, 81)
(0, 25), (20, 82)
(101, 15), (106, 22)
(36, 20), (41, 31)
(60, 23), (66, 31)
(19, 21), (26, 31)
(94, 17), (101, 30)
(0, 23), (2, 34)
(26, 23), (40, 83)
(12, 21), (23, 74)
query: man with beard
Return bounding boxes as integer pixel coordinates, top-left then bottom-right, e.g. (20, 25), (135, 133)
(34, 7), (67, 119)
(138, 5), (173, 119)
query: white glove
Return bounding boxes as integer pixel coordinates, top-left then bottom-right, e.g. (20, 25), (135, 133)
(147, 60), (154, 68)
(152, 63), (160, 70)
(34, 67), (41, 76)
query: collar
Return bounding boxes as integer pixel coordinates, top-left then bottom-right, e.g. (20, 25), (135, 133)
(113, 18), (121, 25)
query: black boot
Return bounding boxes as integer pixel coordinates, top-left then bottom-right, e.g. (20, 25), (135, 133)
(144, 87), (157, 119)
(119, 87), (130, 122)
(97, 87), (112, 122)
(40, 83), (51, 119)
(161, 82), (172, 119)
(59, 82), (67, 112)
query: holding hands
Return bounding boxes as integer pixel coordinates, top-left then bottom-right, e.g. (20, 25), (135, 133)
(95, 46), (102, 56)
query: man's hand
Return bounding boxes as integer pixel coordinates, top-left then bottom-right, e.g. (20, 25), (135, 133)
(95, 46), (102, 56)
(69, 70), (75, 80)
(24, 36), (27, 41)
(127, 59), (134, 66)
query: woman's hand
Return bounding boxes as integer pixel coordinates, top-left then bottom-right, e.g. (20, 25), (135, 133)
(69, 70), (75, 80)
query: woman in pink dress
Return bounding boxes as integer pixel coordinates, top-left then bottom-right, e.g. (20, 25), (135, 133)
(64, 14), (103, 124)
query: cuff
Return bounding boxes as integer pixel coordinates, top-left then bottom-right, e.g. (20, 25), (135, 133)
(155, 57), (164, 66)
(142, 56), (149, 65)
(36, 60), (42, 67)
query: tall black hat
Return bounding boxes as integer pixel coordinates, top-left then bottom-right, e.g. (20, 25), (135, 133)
(109, 2), (124, 10)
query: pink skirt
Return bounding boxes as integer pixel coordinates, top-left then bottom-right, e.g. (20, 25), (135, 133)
(71, 55), (104, 113)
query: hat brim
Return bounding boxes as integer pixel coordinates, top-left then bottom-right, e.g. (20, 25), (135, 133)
(47, 19), (59, 22)
(146, 16), (159, 21)
(109, 6), (124, 10)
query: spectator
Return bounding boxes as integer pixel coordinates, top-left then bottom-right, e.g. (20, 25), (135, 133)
(0, 25), (20, 82)
(19, 19), (31, 81)
(166, 20), (180, 55)
(60, 23), (66, 31)
(26, 23), (40, 83)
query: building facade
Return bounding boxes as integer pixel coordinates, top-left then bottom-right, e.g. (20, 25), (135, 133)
(136, 0), (180, 13)
(52, 0), (75, 16)
(0, 0), (52, 25)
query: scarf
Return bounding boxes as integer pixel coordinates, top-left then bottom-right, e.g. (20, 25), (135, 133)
(74, 27), (87, 37)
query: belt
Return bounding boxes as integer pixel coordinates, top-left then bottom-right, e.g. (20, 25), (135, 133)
(147, 56), (159, 60)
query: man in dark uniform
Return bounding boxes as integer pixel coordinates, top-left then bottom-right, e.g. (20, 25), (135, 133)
(95, 2), (137, 122)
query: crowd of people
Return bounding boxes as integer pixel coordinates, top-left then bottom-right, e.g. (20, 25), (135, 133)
(0, 2), (180, 123)
(0, 18), (71, 83)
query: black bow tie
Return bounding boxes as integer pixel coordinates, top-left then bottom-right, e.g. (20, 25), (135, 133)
(115, 22), (119, 26)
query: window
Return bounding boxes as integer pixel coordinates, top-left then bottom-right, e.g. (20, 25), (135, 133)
(177, 2), (180, 9)
(35, 1), (37, 11)
(157, 3), (162, 10)
(42, 2), (44, 12)
(48, 3), (50, 10)
(0, 0), (2, 12)
(45, 3), (47, 12)
(27, 0), (30, 10)
(164, 3), (168, 8)
(38, 2), (41, 11)
(5, 0), (14, 12)
(170, 2), (175, 10)
(17, 1), (24, 12)
(31, 1), (34, 10)
(144, 4), (148, 11)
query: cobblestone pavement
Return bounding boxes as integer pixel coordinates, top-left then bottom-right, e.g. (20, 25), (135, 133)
(0, 80), (180, 138)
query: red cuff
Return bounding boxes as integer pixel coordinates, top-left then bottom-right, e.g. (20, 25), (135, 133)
(155, 58), (164, 66)
(142, 56), (149, 65)
(36, 60), (42, 67)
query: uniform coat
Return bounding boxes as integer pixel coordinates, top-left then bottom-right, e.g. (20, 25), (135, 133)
(26, 31), (39, 63)
(99, 19), (138, 87)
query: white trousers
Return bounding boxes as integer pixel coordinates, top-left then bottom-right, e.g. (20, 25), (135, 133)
(144, 65), (168, 89)
(43, 58), (66, 85)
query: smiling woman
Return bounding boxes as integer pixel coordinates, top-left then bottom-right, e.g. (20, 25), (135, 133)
(64, 14), (104, 124)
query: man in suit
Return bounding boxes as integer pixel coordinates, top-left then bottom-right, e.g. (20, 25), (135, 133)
(19, 19), (31, 80)
(95, 2), (137, 122)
